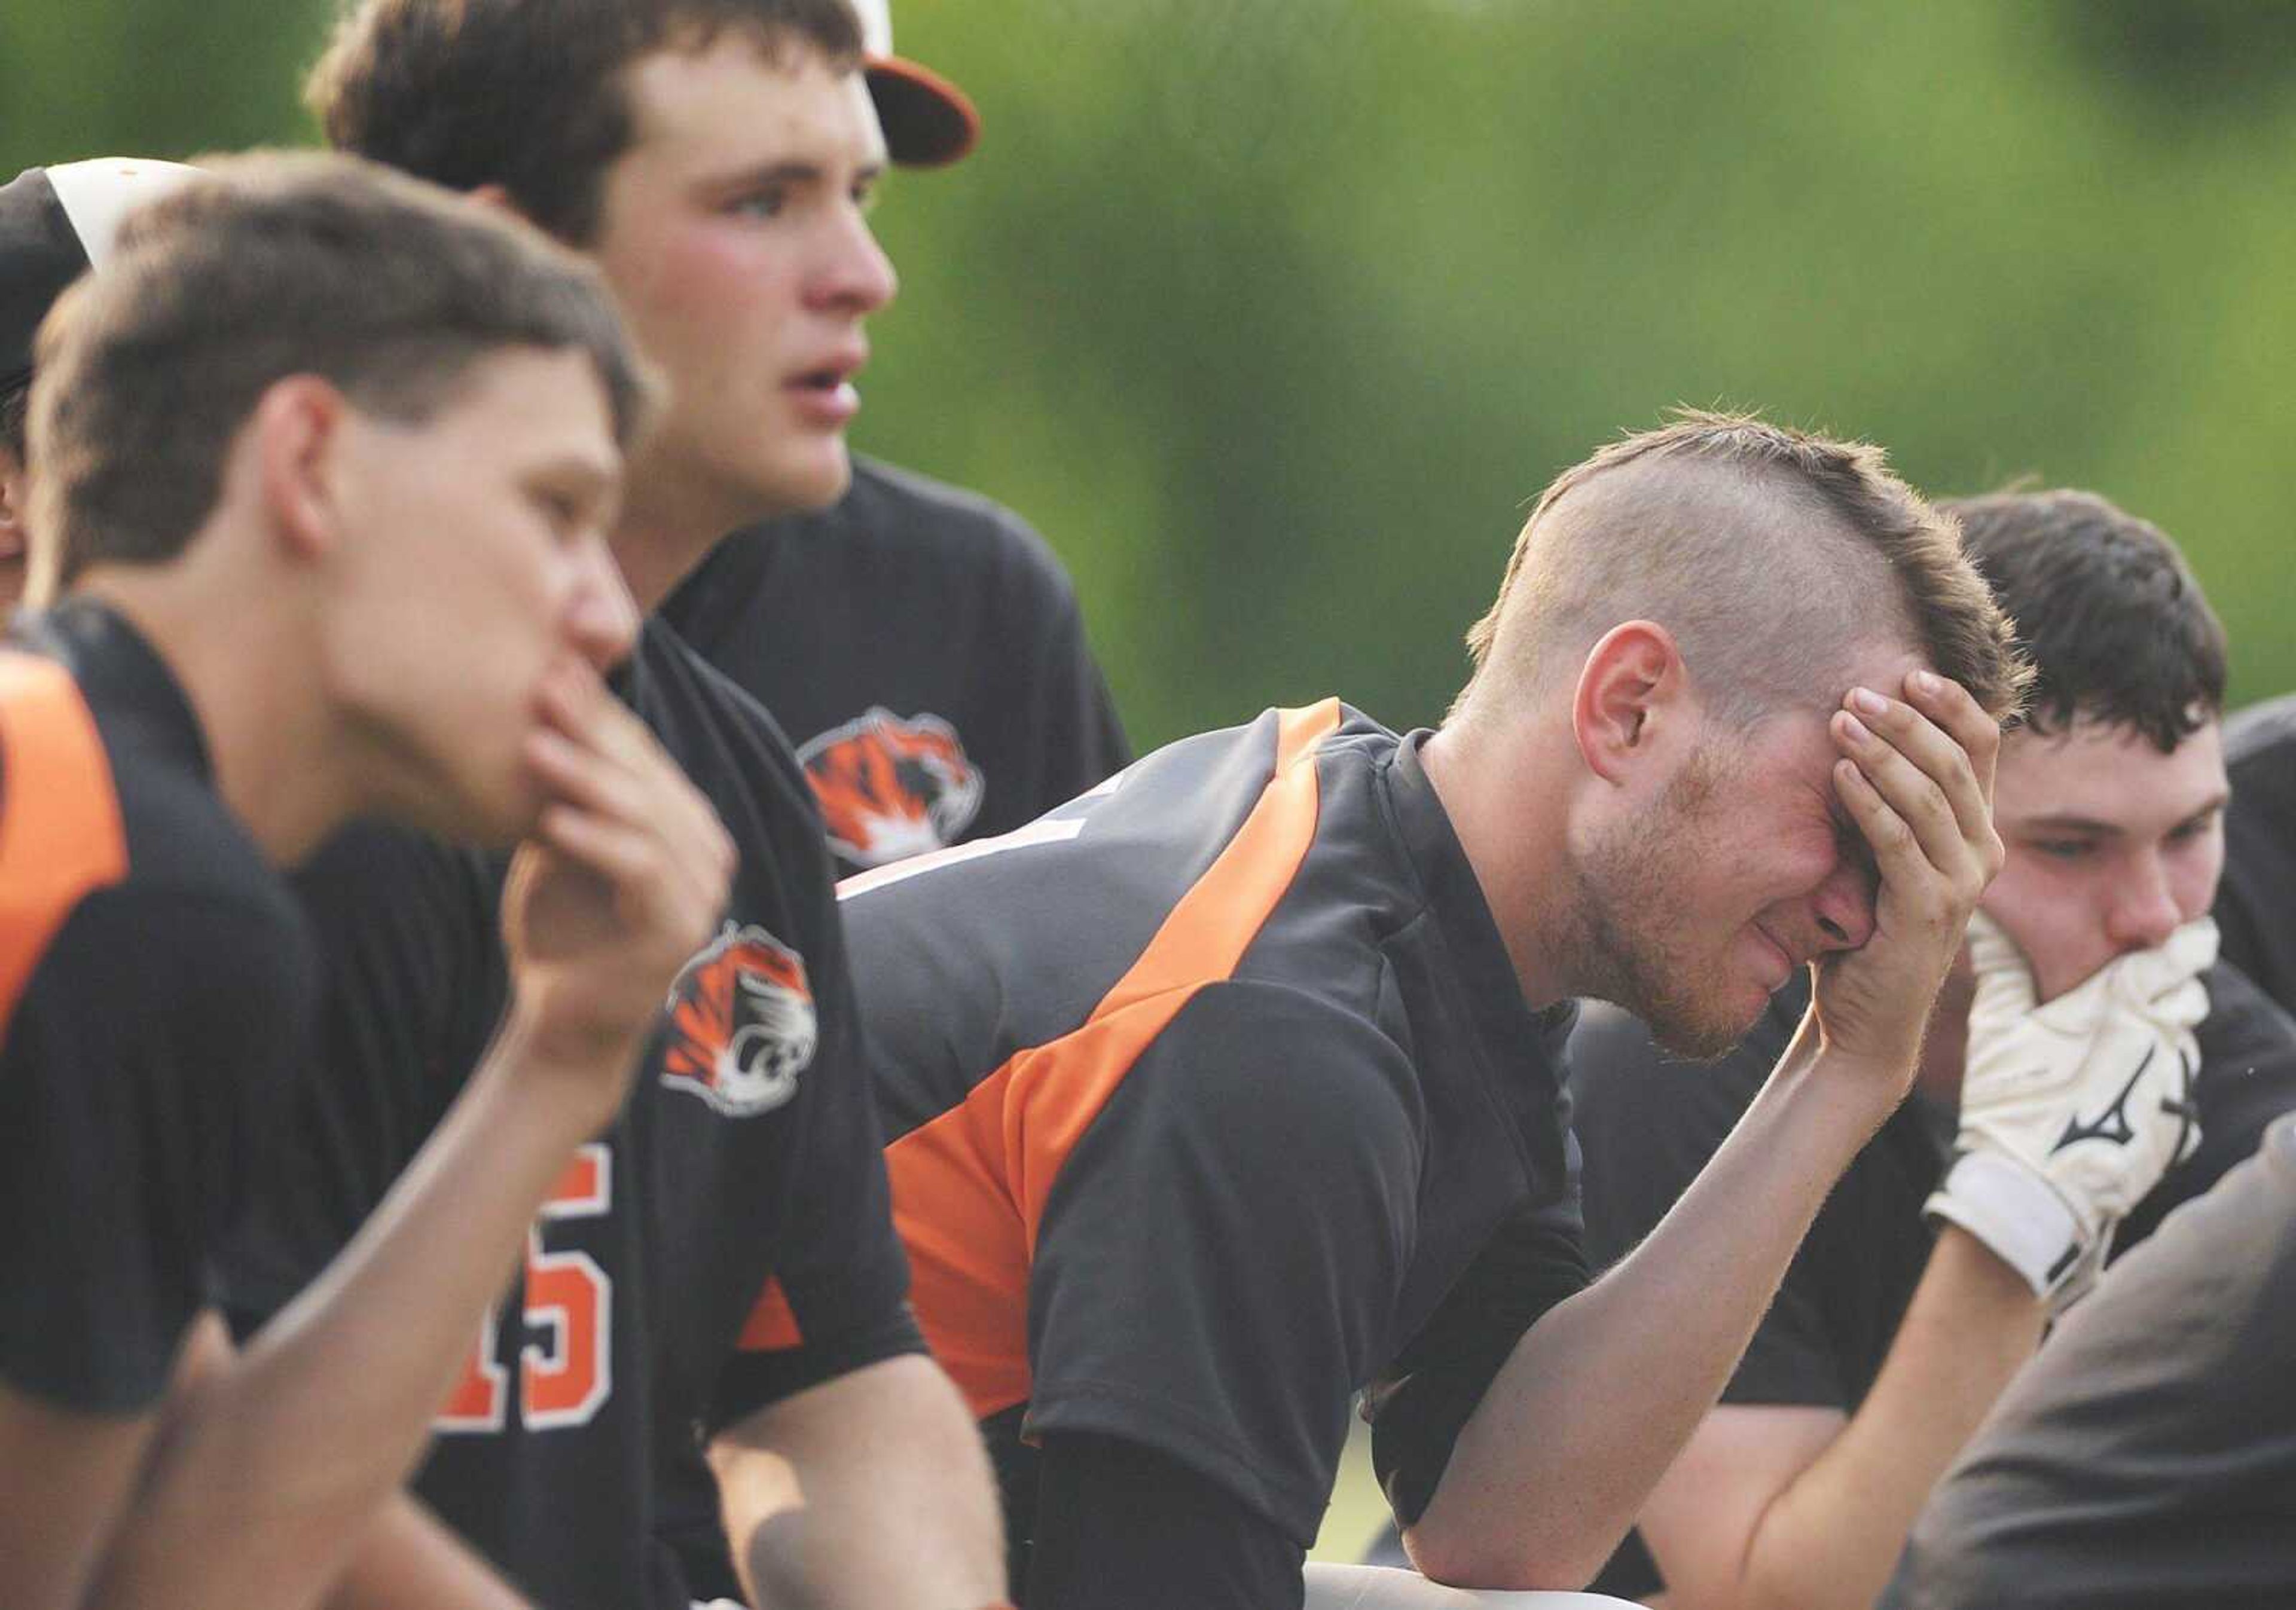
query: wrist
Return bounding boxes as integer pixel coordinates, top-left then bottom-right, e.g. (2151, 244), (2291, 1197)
(482, 998), (643, 1129)
(1773, 1033), (1915, 1127)
(1924, 1150), (2087, 1303)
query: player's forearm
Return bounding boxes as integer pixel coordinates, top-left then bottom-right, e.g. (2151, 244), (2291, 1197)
(83, 1011), (624, 1610)
(713, 1353), (1006, 1610)
(1410, 1033), (1901, 1590)
(1718, 1228), (2041, 1610)
(322, 1494), (530, 1610)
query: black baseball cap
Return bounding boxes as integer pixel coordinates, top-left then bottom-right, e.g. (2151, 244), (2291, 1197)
(850, 0), (979, 168)
(0, 158), (199, 392)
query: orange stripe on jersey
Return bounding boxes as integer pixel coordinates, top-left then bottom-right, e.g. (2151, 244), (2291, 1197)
(872, 700), (1344, 1419)
(0, 653), (128, 1038)
(738, 1277), (801, 1351)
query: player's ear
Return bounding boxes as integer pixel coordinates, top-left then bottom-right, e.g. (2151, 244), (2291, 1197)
(1571, 619), (1685, 784)
(248, 375), (354, 563)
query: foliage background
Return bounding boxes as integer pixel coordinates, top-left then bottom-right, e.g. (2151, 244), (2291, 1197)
(9, 0), (2292, 1566)
(7, 1), (2293, 748)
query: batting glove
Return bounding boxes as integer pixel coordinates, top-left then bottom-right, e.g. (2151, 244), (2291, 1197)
(1925, 911), (2214, 1312)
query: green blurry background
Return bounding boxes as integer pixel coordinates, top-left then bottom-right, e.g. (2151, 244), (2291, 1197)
(8, 0), (2290, 1569)
(6, 0), (2293, 746)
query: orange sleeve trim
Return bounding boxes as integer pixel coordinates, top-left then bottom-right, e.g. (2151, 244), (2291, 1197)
(877, 700), (1345, 1419)
(737, 1277), (801, 1351)
(0, 653), (128, 1040)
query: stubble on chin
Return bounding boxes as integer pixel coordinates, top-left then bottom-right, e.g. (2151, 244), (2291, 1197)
(1562, 758), (1756, 1063)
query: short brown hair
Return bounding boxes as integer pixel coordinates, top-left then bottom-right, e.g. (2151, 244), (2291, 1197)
(1946, 488), (2224, 753)
(306, 0), (865, 243)
(1458, 410), (2029, 729)
(30, 149), (657, 594)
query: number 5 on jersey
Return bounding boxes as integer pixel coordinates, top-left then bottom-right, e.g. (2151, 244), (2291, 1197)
(438, 1142), (613, 1432)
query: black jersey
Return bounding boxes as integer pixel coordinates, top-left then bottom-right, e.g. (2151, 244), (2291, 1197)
(795, 703), (1587, 1560)
(0, 600), (314, 1413)
(224, 619), (917, 1610)
(1570, 963), (2296, 1599)
(2219, 695), (2296, 1018)
(1884, 1114), (2296, 1609)
(657, 456), (1129, 878)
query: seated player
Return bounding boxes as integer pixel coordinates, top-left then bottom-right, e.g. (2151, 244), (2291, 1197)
(657, 0), (1131, 882)
(1568, 488), (2296, 1608)
(2216, 688), (2296, 1013)
(811, 411), (2029, 1609)
(1883, 1110), (2296, 1608)
(0, 152), (733, 1610)
(225, 2), (1006, 1606)
(0, 158), (198, 606)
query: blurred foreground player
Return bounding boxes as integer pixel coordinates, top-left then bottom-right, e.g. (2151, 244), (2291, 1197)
(659, 0), (1129, 876)
(0, 152), (732, 1610)
(225, 2), (1004, 1606)
(0, 158), (198, 606)
(826, 413), (2027, 1608)
(1570, 488), (2296, 1608)
(1883, 1108), (2296, 1608)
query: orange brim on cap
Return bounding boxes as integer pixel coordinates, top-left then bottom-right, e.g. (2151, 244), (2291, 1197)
(868, 54), (979, 167)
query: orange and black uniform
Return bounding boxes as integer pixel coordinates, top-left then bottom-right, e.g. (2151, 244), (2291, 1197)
(658, 456), (1131, 879)
(0, 600), (313, 1412)
(803, 702), (1589, 1608)
(225, 621), (917, 1610)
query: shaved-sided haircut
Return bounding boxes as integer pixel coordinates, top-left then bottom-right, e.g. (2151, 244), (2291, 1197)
(1455, 410), (2029, 732)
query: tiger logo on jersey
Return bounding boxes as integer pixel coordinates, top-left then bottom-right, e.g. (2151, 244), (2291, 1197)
(798, 707), (985, 869)
(660, 923), (816, 1118)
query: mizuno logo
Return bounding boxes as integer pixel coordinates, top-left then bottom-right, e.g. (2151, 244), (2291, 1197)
(2051, 1047), (2158, 1153)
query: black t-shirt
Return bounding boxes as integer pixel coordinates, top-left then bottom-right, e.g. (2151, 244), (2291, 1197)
(657, 456), (1131, 878)
(0, 600), (313, 1413)
(1885, 1113), (2296, 1608)
(224, 619), (918, 1610)
(1571, 963), (2296, 1598)
(2219, 694), (2296, 1018)
(832, 705), (1587, 1605)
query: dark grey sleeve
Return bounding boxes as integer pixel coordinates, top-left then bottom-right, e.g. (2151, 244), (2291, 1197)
(1887, 1115), (2296, 1610)
(1024, 980), (1423, 1547)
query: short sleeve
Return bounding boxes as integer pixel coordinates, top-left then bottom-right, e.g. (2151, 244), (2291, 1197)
(990, 506), (1131, 816)
(1363, 1198), (1591, 1527)
(712, 854), (923, 1428)
(1021, 980), (1424, 1545)
(219, 824), (497, 1333)
(0, 885), (310, 1411)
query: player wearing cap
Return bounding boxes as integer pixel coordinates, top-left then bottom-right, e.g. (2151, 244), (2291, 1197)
(0, 158), (201, 604)
(1567, 490), (2295, 1608)
(0, 151), (732, 1610)
(658, 0), (1129, 881)
(816, 413), (2027, 1609)
(220, 4), (1005, 1609)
